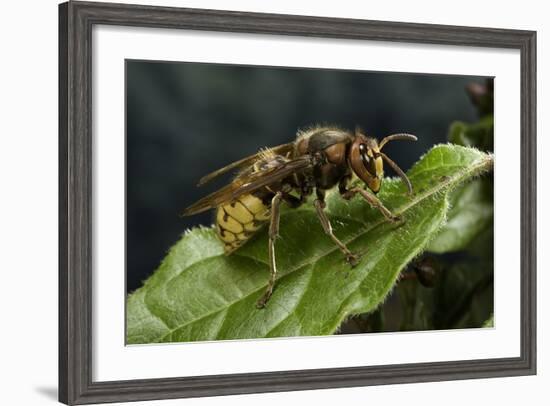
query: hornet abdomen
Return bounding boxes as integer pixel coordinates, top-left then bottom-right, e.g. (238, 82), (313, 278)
(216, 193), (271, 253)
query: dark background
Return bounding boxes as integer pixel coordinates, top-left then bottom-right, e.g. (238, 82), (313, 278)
(126, 60), (486, 294)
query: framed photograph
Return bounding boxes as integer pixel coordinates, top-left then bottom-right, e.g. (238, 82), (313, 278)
(59, 1), (536, 404)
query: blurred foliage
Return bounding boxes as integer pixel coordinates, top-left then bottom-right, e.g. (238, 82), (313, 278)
(339, 79), (494, 335)
(448, 116), (494, 152)
(127, 145), (492, 343)
(427, 176), (493, 254)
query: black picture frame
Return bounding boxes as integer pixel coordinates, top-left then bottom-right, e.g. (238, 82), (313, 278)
(59, 1), (537, 404)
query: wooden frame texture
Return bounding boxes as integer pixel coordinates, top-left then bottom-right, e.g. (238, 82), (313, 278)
(59, 1), (537, 404)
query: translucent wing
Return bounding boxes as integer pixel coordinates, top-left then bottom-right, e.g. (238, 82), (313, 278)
(183, 155), (312, 216)
(197, 142), (295, 186)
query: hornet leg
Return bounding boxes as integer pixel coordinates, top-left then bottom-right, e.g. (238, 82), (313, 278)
(342, 187), (400, 222)
(314, 191), (360, 267)
(256, 191), (283, 309)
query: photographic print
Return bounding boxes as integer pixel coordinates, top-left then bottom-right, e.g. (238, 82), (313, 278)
(60, 3), (537, 403)
(125, 61), (494, 344)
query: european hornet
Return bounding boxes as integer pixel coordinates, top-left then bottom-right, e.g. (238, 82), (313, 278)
(184, 126), (417, 307)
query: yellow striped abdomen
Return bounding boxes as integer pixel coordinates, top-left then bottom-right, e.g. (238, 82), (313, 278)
(216, 193), (271, 254)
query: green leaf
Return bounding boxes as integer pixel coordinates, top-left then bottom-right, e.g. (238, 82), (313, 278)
(426, 178), (493, 254)
(483, 314), (494, 328)
(126, 144), (493, 343)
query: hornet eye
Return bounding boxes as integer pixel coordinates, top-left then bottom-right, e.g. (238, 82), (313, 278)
(359, 144), (369, 162)
(359, 144), (377, 176)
